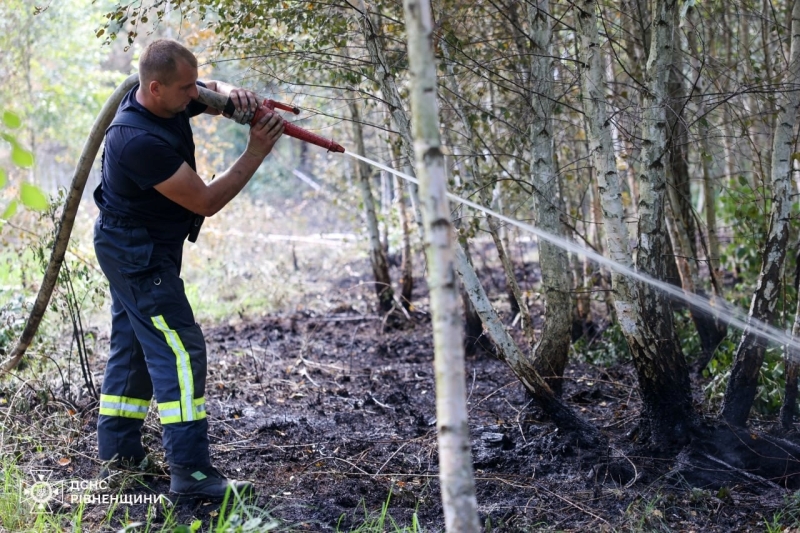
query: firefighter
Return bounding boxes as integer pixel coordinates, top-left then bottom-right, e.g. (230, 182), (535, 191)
(92, 38), (284, 499)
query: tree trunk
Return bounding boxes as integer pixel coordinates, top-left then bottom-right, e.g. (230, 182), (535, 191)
(631, 0), (694, 446)
(782, 258), (800, 429)
(721, 0), (800, 427)
(459, 239), (492, 356)
(403, 0), (480, 529)
(394, 170), (415, 310)
(359, 0), (594, 442)
(528, 0), (573, 396)
(349, 98), (397, 318)
(576, 0), (694, 448)
(386, 128), (416, 311)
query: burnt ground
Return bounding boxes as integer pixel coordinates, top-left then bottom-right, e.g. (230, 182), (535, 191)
(10, 251), (800, 532)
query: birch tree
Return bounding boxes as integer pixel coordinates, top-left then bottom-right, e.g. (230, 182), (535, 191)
(403, 0), (480, 529)
(527, 0), (573, 394)
(721, 0), (800, 426)
(632, 0), (694, 444)
(577, 0), (694, 447)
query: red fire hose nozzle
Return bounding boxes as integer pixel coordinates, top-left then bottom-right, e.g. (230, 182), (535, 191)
(251, 99), (345, 153)
(194, 86), (345, 153)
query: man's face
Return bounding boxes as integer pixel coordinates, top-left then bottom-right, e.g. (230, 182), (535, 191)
(154, 59), (199, 116)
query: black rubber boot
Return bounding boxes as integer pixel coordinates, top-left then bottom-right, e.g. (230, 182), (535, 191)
(169, 465), (254, 500)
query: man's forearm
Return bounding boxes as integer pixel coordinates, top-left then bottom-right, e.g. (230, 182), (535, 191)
(201, 81), (259, 118)
(205, 80), (232, 95)
(204, 152), (266, 215)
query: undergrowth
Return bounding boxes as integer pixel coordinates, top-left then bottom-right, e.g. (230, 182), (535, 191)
(337, 490), (423, 533)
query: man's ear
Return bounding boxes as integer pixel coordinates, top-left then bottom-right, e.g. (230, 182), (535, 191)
(148, 79), (161, 97)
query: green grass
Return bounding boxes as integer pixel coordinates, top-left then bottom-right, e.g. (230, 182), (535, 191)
(1, 453), (67, 532)
(0, 462), (422, 533)
(1, 456), (281, 532)
(336, 490), (424, 533)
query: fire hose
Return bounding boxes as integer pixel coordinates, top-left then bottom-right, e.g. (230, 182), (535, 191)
(1, 74), (343, 374)
(195, 86), (345, 153)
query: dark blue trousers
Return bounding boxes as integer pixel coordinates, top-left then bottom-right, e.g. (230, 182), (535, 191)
(94, 214), (210, 468)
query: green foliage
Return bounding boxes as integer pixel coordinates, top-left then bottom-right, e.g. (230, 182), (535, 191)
(701, 333), (785, 416)
(0, 108), (45, 217)
(716, 176), (799, 318)
(1, 109), (35, 169)
(573, 321), (631, 367)
(0, 0), (130, 189)
(673, 309), (703, 364)
(717, 178), (767, 289)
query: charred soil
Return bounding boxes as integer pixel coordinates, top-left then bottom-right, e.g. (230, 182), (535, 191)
(48, 310), (800, 532)
(12, 252), (800, 532)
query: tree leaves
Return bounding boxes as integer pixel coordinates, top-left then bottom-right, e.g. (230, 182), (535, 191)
(2, 110), (21, 129)
(11, 144), (34, 168)
(2, 199), (18, 219)
(1, 131), (35, 169)
(1, 107), (45, 214)
(20, 182), (48, 210)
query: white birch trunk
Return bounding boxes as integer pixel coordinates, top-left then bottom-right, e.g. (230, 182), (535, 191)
(528, 0), (573, 391)
(402, 0), (480, 530)
(578, 0), (694, 445)
(722, 0), (800, 425)
(575, 0), (638, 331)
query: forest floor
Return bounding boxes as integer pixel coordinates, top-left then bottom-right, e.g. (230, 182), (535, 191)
(4, 201), (800, 532)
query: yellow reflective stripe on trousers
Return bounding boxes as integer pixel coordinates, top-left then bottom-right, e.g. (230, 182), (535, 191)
(99, 394), (149, 419)
(151, 315), (196, 422)
(157, 398), (207, 424)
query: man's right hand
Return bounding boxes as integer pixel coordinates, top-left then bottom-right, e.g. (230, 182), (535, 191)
(246, 109), (284, 159)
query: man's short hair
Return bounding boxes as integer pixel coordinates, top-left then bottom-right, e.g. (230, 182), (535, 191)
(139, 39), (197, 87)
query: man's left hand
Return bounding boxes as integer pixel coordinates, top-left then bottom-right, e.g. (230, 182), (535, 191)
(225, 88), (260, 124)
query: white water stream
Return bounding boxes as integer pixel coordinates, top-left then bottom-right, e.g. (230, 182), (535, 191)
(343, 150), (800, 356)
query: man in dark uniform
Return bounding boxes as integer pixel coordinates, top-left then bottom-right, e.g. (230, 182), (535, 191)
(93, 39), (284, 499)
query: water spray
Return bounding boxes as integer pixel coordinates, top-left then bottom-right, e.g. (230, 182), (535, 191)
(343, 150), (800, 356)
(195, 83), (789, 358)
(3, 72), (795, 375)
